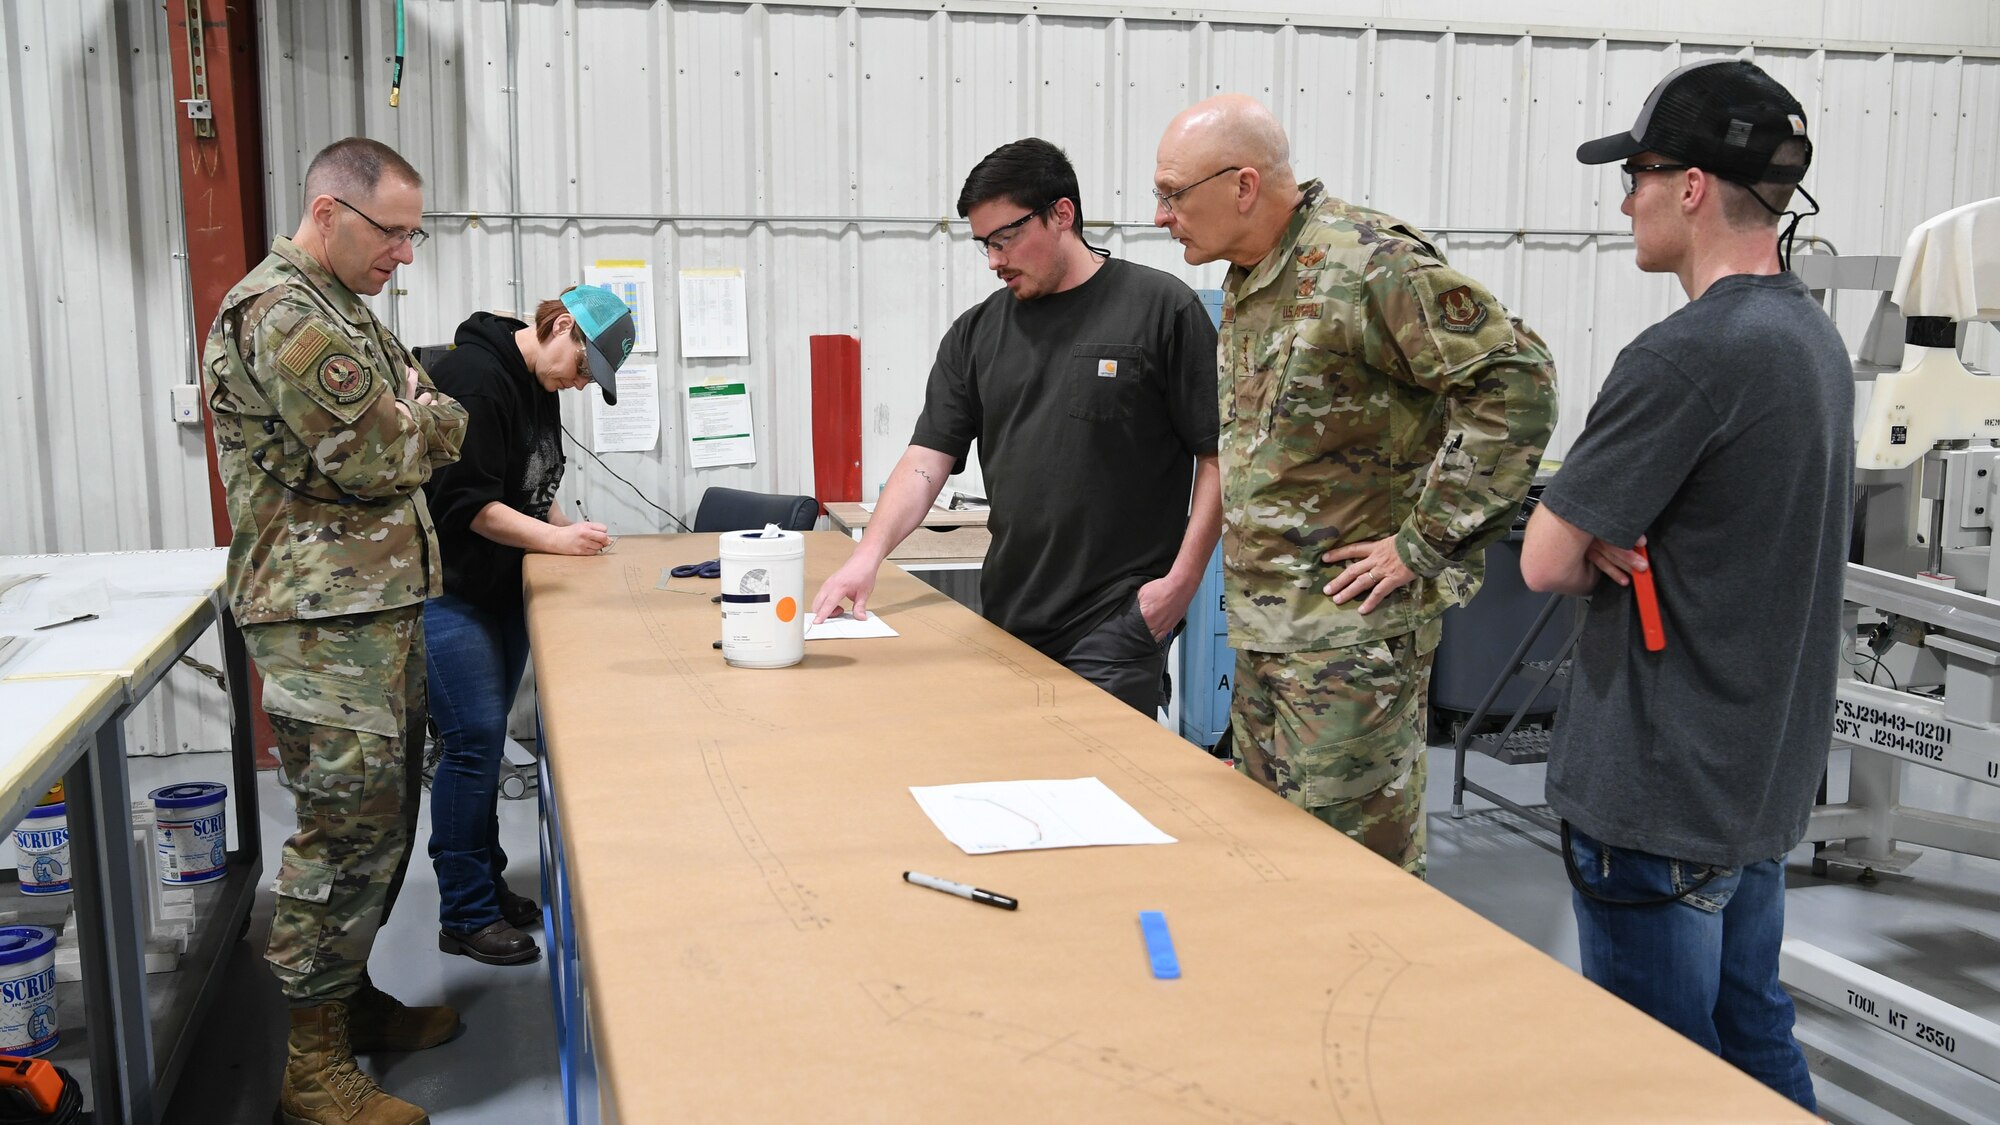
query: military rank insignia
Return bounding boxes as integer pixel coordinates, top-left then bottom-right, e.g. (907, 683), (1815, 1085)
(318, 354), (370, 402)
(1295, 273), (1319, 299)
(1436, 285), (1488, 333)
(1296, 246), (1327, 269)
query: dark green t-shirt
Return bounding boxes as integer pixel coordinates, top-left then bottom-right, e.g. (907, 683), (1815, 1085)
(911, 256), (1220, 657)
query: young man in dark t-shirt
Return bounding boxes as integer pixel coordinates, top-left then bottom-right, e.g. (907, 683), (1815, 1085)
(1522, 61), (1849, 1112)
(810, 138), (1221, 715)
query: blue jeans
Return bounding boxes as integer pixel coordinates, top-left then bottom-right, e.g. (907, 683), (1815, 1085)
(424, 593), (530, 932)
(1566, 824), (1816, 1112)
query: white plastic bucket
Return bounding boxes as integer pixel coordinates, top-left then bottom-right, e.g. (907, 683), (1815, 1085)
(718, 525), (805, 669)
(150, 782), (228, 885)
(12, 803), (68, 896)
(0, 926), (58, 1057)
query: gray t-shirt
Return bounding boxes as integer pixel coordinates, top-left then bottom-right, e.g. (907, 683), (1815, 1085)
(1541, 272), (1853, 868)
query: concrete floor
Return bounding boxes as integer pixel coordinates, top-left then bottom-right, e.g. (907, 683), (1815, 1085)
(150, 747), (559, 1124)
(143, 737), (2000, 1124)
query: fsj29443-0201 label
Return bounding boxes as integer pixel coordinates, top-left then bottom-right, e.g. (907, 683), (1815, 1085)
(1832, 696), (2000, 784)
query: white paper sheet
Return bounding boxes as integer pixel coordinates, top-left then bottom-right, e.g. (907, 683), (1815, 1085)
(684, 380), (756, 468)
(909, 778), (1177, 855)
(584, 261), (657, 354)
(677, 268), (749, 358)
(589, 363), (660, 453)
(804, 614), (899, 640)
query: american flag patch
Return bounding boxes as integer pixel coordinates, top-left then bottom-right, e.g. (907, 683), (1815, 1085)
(277, 322), (337, 377)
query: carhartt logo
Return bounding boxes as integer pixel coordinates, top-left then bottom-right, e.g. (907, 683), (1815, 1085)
(1098, 359), (1117, 378)
(1788, 114), (1806, 135)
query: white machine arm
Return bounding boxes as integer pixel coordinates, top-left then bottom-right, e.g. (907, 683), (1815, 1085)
(1856, 196), (2000, 469)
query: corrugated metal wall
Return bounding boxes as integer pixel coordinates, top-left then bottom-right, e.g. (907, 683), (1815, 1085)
(7, 2), (2000, 750)
(1, 1), (231, 755)
(246, 0), (2000, 528)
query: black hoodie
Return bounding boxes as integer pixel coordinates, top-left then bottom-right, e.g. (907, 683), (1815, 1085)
(421, 312), (565, 617)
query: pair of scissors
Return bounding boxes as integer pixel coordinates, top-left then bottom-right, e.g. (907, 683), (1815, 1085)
(670, 559), (721, 579)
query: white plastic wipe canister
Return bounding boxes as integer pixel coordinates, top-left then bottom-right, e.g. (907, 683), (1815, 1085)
(12, 803), (69, 896)
(718, 524), (805, 668)
(0, 926), (58, 1056)
(150, 782), (229, 885)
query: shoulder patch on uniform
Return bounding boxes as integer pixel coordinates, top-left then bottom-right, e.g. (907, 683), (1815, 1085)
(1281, 301), (1324, 322)
(276, 320), (339, 378)
(1435, 285), (1488, 334)
(317, 353), (371, 403)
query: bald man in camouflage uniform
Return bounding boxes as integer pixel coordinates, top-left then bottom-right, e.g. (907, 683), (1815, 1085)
(1155, 97), (1555, 876)
(204, 137), (466, 1125)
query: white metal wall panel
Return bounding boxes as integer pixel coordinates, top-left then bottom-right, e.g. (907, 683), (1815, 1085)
(780, 1), (2000, 53)
(0, 1), (235, 755)
(13, 0), (2000, 566)
(233, 3), (2000, 522)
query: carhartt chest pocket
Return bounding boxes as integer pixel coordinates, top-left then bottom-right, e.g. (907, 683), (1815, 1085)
(1068, 344), (1145, 422)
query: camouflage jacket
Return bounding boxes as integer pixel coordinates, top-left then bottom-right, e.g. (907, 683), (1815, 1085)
(202, 237), (467, 625)
(1219, 182), (1556, 652)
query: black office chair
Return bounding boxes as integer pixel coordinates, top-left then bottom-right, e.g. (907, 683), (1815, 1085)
(412, 343), (454, 371)
(691, 487), (819, 533)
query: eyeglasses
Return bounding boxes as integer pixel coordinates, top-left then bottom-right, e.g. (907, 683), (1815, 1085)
(1152, 166), (1241, 216)
(1619, 163), (1693, 197)
(970, 202), (1057, 257)
(335, 197), (430, 248)
(573, 331), (591, 384)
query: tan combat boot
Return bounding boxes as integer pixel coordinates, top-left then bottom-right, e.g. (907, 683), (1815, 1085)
(277, 1002), (428, 1125)
(345, 981), (460, 1053)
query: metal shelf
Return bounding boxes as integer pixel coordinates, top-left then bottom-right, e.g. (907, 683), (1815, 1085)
(3, 855), (257, 1118)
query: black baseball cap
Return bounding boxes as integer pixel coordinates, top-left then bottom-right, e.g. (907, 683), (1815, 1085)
(1578, 59), (1811, 186)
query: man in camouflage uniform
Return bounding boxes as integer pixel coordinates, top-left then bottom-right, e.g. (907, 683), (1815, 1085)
(1154, 96), (1556, 877)
(203, 137), (467, 1125)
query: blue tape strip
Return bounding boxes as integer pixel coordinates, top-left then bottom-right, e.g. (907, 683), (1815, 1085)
(1139, 910), (1180, 980)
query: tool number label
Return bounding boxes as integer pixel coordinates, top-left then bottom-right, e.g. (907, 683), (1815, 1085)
(1833, 700), (1950, 762)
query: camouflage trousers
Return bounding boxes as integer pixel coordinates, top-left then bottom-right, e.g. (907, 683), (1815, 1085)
(243, 605), (426, 1004)
(1230, 628), (1435, 877)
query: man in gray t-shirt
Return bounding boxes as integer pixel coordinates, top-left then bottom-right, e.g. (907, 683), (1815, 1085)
(1522, 60), (1850, 1113)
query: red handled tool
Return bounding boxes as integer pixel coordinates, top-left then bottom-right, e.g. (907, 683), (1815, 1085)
(1630, 543), (1665, 652)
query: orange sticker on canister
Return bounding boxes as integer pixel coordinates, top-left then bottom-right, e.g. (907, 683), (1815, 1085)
(776, 597), (797, 623)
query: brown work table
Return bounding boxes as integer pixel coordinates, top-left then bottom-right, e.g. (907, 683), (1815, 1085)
(525, 532), (1811, 1124)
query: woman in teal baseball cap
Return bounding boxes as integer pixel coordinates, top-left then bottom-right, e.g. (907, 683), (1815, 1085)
(418, 284), (636, 965)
